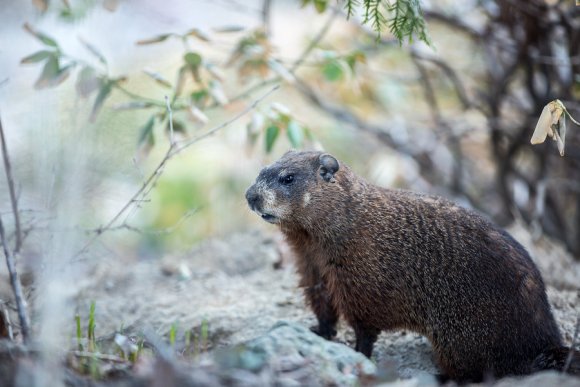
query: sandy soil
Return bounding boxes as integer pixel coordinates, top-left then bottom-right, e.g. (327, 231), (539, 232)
(68, 222), (580, 383)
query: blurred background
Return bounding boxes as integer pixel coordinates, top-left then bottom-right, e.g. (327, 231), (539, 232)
(0, 0), (579, 384)
(0, 0), (579, 342)
(2, 0), (579, 261)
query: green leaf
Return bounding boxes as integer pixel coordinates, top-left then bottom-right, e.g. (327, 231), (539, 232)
(313, 0), (328, 13)
(265, 125), (280, 153)
(302, 0), (328, 13)
(23, 23), (59, 47)
(20, 50), (53, 64)
(385, 0), (432, 47)
(191, 89), (209, 105)
(184, 52), (203, 67)
(186, 28), (211, 42)
(287, 121), (303, 148)
(79, 38), (107, 65)
(76, 66), (101, 97)
(143, 67), (172, 88)
(322, 60), (343, 82)
(136, 34), (172, 45)
(184, 52), (203, 82)
(138, 116), (156, 146)
(34, 55), (60, 89)
(213, 25), (245, 33)
(345, 50), (366, 71)
(113, 101), (154, 110)
(90, 81), (113, 122)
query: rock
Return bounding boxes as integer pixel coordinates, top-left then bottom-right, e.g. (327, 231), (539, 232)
(489, 370), (580, 387)
(244, 321), (377, 386)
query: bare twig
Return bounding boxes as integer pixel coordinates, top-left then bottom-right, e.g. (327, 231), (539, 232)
(207, 5), (339, 110)
(291, 6), (339, 72)
(89, 208), (198, 236)
(74, 84), (280, 258)
(0, 216), (30, 343)
(0, 115), (22, 253)
(262, 0), (272, 37)
(165, 96), (175, 145)
(410, 50), (473, 109)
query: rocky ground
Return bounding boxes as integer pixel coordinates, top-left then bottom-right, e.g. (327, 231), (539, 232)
(1, 223), (579, 386)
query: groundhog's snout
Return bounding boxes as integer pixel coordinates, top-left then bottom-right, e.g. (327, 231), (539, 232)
(245, 185), (261, 211)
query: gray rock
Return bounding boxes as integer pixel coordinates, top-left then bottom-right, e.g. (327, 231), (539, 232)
(244, 321), (377, 386)
(489, 370), (580, 387)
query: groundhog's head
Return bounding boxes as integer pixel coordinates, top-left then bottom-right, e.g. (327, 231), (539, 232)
(245, 150), (340, 226)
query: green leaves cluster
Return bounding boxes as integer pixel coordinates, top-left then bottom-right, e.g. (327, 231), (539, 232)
(21, 22), (125, 121)
(226, 30), (294, 83)
(247, 104), (314, 153)
(303, 0), (432, 46)
(385, 0), (431, 45)
(319, 50), (366, 82)
(21, 23), (73, 89)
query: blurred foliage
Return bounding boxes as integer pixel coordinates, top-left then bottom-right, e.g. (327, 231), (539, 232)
(16, 0), (580, 259)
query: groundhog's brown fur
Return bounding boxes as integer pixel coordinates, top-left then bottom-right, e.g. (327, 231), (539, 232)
(245, 150), (580, 382)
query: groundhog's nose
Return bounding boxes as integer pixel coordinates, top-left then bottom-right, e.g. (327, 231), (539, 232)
(245, 186), (260, 210)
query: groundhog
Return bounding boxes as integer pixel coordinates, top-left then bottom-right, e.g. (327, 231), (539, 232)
(245, 150), (580, 382)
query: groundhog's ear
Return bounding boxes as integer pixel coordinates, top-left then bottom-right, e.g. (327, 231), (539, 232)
(319, 154), (339, 183)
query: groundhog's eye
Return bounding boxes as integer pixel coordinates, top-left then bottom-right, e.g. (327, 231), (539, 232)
(280, 174), (294, 185)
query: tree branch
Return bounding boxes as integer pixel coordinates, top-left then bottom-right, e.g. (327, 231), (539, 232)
(74, 84), (280, 259)
(0, 115), (22, 253)
(0, 215), (30, 343)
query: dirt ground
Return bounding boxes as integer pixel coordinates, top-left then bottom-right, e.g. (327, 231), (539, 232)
(69, 222), (580, 383)
(1, 221), (579, 386)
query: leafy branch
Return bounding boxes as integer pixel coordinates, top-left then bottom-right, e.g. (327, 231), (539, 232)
(302, 0), (431, 46)
(74, 84), (280, 259)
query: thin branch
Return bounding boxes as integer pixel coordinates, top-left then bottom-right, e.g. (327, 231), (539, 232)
(165, 96), (174, 145)
(206, 5), (339, 110)
(0, 115), (22, 253)
(411, 56), (442, 123)
(262, 0), (272, 37)
(74, 84), (280, 259)
(291, 6), (339, 72)
(90, 208), (198, 236)
(0, 215), (30, 343)
(410, 50), (473, 110)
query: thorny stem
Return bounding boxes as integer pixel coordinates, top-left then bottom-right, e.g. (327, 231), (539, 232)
(0, 115), (22, 253)
(0, 216), (31, 343)
(74, 84), (280, 259)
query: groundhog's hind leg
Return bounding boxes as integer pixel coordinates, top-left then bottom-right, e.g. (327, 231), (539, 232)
(305, 281), (339, 339)
(353, 321), (380, 358)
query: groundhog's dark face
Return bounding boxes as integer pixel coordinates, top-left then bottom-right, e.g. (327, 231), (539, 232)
(245, 150), (339, 226)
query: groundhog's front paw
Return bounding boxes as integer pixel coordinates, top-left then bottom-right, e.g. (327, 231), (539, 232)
(310, 324), (337, 340)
